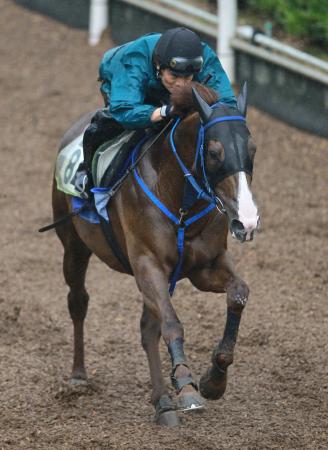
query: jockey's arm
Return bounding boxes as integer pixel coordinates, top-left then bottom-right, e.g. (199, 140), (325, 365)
(198, 44), (237, 107)
(102, 52), (163, 129)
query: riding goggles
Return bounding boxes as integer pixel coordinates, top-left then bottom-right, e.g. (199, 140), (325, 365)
(168, 56), (203, 75)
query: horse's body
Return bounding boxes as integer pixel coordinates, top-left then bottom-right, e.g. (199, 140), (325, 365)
(52, 83), (259, 426)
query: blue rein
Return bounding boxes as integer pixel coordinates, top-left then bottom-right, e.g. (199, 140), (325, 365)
(132, 110), (246, 296)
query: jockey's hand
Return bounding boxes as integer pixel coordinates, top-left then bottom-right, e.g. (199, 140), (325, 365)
(151, 105), (176, 123)
(160, 105), (176, 119)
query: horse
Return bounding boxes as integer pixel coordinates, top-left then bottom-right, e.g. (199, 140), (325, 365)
(51, 82), (259, 427)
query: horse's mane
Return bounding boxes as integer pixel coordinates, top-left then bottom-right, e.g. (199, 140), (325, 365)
(170, 82), (218, 117)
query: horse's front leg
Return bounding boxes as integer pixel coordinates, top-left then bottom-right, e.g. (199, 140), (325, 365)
(140, 303), (181, 427)
(189, 251), (249, 400)
(134, 257), (204, 425)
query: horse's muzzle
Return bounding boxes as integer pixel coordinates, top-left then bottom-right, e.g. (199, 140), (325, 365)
(230, 217), (260, 242)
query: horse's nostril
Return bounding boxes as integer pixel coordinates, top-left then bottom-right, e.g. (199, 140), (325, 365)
(230, 219), (247, 242)
(230, 219), (245, 235)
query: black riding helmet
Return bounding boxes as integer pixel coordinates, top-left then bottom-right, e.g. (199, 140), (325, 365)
(154, 27), (203, 76)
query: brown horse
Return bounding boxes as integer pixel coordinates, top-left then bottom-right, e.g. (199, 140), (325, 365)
(52, 82), (259, 426)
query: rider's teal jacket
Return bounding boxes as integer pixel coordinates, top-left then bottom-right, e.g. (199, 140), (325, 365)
(99, 33), (236, 129)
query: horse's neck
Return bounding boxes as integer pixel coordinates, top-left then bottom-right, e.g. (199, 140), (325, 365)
(159, 113), (199, 173)
(172, 114), (199, 163)
(144, 114), (199, 211)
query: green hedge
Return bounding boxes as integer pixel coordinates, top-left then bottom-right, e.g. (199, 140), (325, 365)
(246, 0), (328, 48)
(208, 0), (328, 48)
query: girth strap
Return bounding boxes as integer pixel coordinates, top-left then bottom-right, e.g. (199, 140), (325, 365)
(98, 216), (133, 274)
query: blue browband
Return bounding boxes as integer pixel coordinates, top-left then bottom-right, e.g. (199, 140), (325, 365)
(132, 110), (246, 295)
(204, 115), (246, 129)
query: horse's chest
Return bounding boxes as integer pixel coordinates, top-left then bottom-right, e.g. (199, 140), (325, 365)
(175, 216), (227, 271)
(182, 232), (224, 269)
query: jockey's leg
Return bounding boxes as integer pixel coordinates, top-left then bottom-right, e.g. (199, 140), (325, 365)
(75, 110), (124, 198)
(133, 257), (204, 416)
(188, 251), (249, 400)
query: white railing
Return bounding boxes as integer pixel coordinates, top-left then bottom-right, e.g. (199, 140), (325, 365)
(157, 0), (217, 25)
(234, 25), (328, 84)
(89, 0), (108, 46)
(237, 26), (328, 74)
(109, 0), (217, 37)
(88, 0), (328, 85)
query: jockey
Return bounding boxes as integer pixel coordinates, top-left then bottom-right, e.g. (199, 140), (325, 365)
(75, 27), (236, 198)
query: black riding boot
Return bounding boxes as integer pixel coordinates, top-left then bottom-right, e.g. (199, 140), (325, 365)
(74, 110), (124, 198)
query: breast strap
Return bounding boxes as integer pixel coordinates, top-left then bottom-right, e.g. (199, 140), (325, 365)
(132, 129), (216, 296)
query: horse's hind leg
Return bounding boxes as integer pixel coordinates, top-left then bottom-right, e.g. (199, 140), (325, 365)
(54, 217), (91, 384)
(63, 236), (92, 383)
(140, 304), (180, 427)
(53, 188), (92, 383)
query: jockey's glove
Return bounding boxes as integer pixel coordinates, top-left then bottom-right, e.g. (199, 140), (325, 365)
(160, 105), (176, 119)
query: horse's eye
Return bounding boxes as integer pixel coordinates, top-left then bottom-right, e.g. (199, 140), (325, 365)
(208, 141), (225, 162)
(209, 150), (218, 160)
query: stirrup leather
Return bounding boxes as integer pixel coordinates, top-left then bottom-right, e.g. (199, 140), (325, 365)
(74, 170), (90, 199)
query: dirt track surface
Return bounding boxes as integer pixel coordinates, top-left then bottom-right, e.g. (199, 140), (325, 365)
(1, 1), (328, 449)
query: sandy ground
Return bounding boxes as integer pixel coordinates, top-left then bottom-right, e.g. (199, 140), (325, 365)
(0, 1), (328, 449)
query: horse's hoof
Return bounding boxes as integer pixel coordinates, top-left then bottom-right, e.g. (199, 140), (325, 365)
(176, 386), (205, 412)
(154, 394), (181, 427)
(155, 409), (181, 427)
(68, 377), (88, 386)
(199, 366), (227, 400)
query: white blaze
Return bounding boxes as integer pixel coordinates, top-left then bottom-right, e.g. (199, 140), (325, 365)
(237, 172), (259, 238)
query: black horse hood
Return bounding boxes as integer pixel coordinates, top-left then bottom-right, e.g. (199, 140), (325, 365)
(204, 107), (253, 183)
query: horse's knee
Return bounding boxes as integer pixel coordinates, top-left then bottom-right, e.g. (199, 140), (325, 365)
(226, 278), (249, 312)
(161, 320), (184, 344)
(68, 290), (89, 321)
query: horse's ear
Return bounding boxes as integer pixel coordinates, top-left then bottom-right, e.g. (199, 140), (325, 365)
(237, 81), (248, 117)
(192, 86), (212, 122)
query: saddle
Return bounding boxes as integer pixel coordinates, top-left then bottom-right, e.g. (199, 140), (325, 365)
(91, 129), (145, 188)
(55, 127), (144, 198)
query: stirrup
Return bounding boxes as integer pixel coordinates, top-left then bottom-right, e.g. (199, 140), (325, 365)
(74, 170), (91, 199)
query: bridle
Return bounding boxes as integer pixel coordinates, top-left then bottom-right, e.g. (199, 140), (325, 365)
(169, 105), (247, 215)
